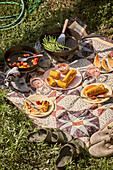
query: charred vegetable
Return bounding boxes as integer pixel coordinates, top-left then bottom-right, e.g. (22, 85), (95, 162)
(42, 35), (72, 52)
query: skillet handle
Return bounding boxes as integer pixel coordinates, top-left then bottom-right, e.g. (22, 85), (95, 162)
(81, 33), (104, 40)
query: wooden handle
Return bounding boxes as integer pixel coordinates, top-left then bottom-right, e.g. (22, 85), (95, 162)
(62, 19), (69, 34)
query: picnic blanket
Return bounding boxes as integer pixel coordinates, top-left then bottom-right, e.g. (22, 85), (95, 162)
(0, 16), (113, 146)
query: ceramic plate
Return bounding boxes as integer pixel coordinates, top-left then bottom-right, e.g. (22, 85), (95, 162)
(24, 95), (54, 117)
(81, 83), (112, 103)
(43, 67), (82, 90)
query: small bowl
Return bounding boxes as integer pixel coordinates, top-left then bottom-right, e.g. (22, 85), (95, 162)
(57, 63), (70, 75)
(30, 77), (44, 88)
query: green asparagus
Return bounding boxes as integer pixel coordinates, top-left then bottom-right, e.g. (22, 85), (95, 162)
(42, 35), (72, 52)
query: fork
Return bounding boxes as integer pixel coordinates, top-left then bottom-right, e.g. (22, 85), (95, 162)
(81, 94), (113, 99)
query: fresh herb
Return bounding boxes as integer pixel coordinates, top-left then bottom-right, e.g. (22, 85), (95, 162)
(42, 35), (72, 52)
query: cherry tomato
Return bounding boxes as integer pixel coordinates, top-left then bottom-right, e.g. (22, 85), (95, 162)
(7, 58), (10, 62)
(20, 61), (24, 65)
(16, 62), (21, 67)
(34, 58), (39, 62)
(12, 62), (17, 67)
(33, 54), (38, 56)
(92, 96), (96, 100)
(18, 57), (21, 60)
(23, 62), (28, 67)
(36, 101), (40, 105)
(27, 65), (30, 68)
(33, 60), (37, 65)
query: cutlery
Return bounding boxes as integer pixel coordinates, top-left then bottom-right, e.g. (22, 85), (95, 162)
(17, 92), (40, 111)
(57, 19), (69, 46)
(18, 54), (43, 62)
(81, 94), (113, 99)
(24, 98), (40, 111)
(96, 94), (113, 98)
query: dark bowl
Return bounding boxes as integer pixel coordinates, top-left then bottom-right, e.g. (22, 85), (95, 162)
(4, 45), (41, 73)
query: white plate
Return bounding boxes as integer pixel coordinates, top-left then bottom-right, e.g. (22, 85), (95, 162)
(43, 67), (82, 90)
(81, 83), (112, 104)
(24, 95), (54, 117)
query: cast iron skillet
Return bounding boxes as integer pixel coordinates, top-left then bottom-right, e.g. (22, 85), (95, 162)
(39, 27), (104, 57)
(4, 45), (41, 73)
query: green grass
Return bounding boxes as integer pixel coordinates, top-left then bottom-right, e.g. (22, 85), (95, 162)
(0, 0), (113, 169)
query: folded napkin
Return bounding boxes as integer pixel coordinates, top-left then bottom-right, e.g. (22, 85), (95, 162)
(5, 67), (30, 92)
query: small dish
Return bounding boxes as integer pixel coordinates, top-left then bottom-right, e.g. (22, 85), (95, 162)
(30, 77), (44, 88)
(57, 63), (70, 74)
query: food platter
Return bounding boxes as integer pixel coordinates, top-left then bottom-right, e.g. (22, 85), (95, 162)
(100, 58), (113, 73)
(81, 83), (112, 104)
(24, 95), (54, 117)
(43, 67), (82, 90)
(94, 54), (113, 73)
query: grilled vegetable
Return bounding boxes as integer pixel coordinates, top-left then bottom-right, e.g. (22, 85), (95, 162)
(85, 84), (106, 97)
(46, 76), (57, 87)
(42, 35), (72, 52)
(63, 69), (77, 85)
(41, 100), (50, 112)
(57, 80), (67, 88)
(49, 70), (61, 80)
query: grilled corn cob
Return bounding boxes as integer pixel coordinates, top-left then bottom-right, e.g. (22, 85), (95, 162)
(49, 70), (61, 80)
(57, 80), (67, 88)
(46, 76), (57, 87)
(63, 69), (77, 85)
(41, 100), (49, 112)
(85, 84), (106, 97)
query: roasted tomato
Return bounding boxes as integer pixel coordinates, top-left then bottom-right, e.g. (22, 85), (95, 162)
(23, 54), (30, 57)
(92, 96), (96, 100)
(36, 101), (40, 105)
(23, 62), (28, 67)
(27, 65), (30, 68)
(12, 62), (17, 67)
(7, 58), (10, 62)
(34, 58), (39, 62)
(16, 62), (21, 67)
(33, 60), (37, 65)
(18, 57), (21, 60)
(33, 53), (38, 56)
(20, 61), (24, 65)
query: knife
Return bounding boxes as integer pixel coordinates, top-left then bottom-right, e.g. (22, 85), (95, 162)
(18, 92), (40, 111)
(24, 98), (40, 111)
(81, 94), (113, 99)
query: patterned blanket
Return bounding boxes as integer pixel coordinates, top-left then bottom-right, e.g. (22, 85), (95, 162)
(0, 16), (113, 146)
